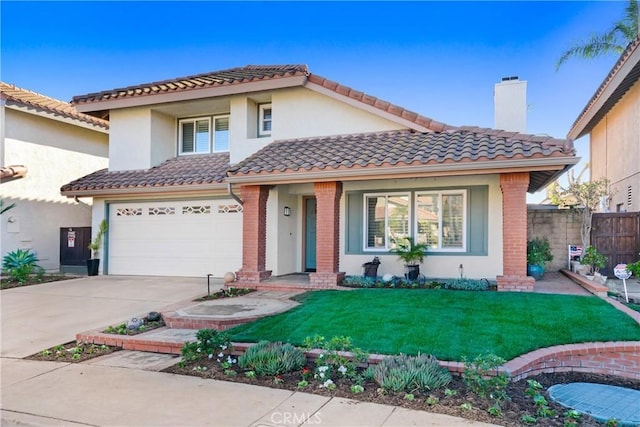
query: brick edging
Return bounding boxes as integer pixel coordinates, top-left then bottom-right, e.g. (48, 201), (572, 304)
(77, 327), (184, 355)
(229, 341), (640, 382)
(503, 341), (640, 381)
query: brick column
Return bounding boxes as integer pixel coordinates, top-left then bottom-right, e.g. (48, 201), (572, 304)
(310, 181), (345, 287)
(235, 185), (271, 287)
(497, 172), (535, 292)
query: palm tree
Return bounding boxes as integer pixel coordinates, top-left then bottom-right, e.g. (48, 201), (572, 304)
(556, 0), (639, 70)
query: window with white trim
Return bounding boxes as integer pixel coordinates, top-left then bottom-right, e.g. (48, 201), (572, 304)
(258, 104), (272, 137)
(416, 191), (466, 251)
(179, 115), (229, 154)
(364, 193), (410, 250)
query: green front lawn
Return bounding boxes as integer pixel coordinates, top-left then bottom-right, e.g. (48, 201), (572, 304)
(230, 289), (640, 361)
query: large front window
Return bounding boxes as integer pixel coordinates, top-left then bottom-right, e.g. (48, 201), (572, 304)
(179, 115), (229, 154)
(416, 191), (466, 251)
(364, 193), (410, 250)
(363, 190), (466, 252)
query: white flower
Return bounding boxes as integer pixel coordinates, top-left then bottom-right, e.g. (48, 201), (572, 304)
(218, 353), (224, 358)
(338, 365), (347, 375)
(208, 354), (213, 359)
(221, 345), (228, 350)
(321, 379), (334, 388)
(318, 366), (329, 372)
(319, 372), (325, 378)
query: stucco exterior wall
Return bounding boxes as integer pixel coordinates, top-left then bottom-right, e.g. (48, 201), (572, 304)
(590, 80), (640, 212)
(265, 186), (300, 276)
(229, 87), (405, 163)
(1, 109), (108, 271)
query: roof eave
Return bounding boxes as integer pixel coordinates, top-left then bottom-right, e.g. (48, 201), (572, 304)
(5, 102), (109, 133)
(73, 76), (308, 113)
(226, 156), (579, 186)
(568, 40), (640, 140)
(61, 182), (228, 198)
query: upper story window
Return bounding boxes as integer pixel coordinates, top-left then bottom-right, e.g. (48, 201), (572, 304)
(179, 115), (229, 154)
(258, 103), (272, 137)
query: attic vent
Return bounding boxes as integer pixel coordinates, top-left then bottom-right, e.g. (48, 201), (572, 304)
(628, 185), (633, 208)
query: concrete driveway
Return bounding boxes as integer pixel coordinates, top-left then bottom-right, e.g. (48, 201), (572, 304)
(1, 275), (215, 358)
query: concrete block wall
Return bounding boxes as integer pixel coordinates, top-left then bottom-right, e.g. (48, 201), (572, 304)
(527, 206), (582, 271)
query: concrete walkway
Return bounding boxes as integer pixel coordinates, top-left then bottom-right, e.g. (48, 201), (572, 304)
(1, 276), (497, 427)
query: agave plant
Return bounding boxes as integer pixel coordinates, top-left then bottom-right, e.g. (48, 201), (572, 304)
(2, 248), (40, 283)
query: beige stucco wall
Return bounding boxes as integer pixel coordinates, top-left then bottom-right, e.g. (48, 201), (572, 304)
(265, 186), (300, 276)
(109, 108), (174, 171)
(230, 87), (405, 163)
(1, 108), (108, 271)
(590, 80), (640, 212)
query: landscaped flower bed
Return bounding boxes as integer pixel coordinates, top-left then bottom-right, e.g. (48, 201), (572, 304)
(164, 330), (640, 426)
(26, 341), (120, 363)
(340, 275), (494, 290)
(194, 287), (254, 301)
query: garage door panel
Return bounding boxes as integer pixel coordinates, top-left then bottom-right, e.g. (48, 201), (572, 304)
(108, 200), (242, 277)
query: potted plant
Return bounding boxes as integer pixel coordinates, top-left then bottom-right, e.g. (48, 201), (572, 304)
(87, 220), (108, 276)
(526, 237), (553, 280)
(580, 245), (607, 279)
(389, 237), (428, 281)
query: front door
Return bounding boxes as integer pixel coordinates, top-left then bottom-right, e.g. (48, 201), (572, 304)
(305, 198), (317, 272)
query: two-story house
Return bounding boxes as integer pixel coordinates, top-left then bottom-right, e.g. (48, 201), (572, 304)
(1, 82), (109, 273)
(61, 65), (578, 291)
(568, 35), (640, 212)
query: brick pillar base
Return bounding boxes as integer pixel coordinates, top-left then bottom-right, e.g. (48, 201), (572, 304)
(235, 270), (272, 289)
(309, 272), (346, 288)
(496, 275), (535, 292)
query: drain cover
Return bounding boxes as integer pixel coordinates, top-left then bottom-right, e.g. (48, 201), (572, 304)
(548, 382), (640, 425)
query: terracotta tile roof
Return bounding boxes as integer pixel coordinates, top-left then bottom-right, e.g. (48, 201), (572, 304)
(0, 82), (109, 130)
(568, 36), (640, 139)
(306, 74), (453, 132)
(227, 129), (575, 192)
(70, 64), (452, 132)
(71, 65), (309, 105)
(61, 153), (229, 194)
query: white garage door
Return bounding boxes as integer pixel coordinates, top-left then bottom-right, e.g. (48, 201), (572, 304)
(108, 199), (242, 277)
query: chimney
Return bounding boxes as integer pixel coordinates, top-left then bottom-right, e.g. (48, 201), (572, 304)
(494, 76), (527, 133)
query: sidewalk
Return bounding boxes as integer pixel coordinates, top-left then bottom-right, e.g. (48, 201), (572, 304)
(1, 359), (498, 427)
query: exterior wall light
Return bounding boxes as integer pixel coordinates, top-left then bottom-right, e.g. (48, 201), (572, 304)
(283, 206), (291, 217)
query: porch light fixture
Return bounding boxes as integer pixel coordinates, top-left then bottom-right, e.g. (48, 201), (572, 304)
(283, 206), (291, 217)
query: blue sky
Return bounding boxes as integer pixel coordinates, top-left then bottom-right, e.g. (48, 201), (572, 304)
(1, 1), (627, 196)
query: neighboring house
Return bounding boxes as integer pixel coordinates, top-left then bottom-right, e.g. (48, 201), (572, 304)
(1, 82), (109, 272)
(568, 36), (640, 213)
(61, 65), (577, 291)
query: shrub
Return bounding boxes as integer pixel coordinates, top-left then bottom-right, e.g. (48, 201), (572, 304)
(180, 329), (231, 366)
(442, 278), (489, 291)
(372, 353), (452, 393)
(2, 249), (41, 283)
(462, 354), (510, 402)
(238, 341), (305, 376)
(581, 246), (607, 274)
(303, 335), (369, 384)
